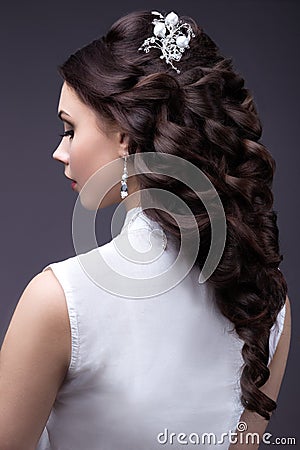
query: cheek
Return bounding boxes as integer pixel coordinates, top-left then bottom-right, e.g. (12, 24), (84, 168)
(69, 136), (104, 182)
(68, 144), (83, 176)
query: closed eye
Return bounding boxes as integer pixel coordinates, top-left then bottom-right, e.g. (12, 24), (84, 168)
(59, 130), (74, 139)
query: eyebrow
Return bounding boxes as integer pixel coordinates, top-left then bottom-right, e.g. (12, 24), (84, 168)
(58, 110), (74, 127)
(58, 110), (71, 120)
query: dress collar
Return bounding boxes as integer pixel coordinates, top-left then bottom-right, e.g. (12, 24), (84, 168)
(120, 205), (164, 235)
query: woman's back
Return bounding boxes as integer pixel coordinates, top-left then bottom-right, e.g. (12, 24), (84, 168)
(36, 206), (285, 450)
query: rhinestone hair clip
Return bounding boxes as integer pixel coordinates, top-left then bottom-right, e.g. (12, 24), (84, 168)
(138, 10), (196, 74)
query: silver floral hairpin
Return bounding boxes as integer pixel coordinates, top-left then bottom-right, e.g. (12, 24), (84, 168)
(138, 10), (196, 74)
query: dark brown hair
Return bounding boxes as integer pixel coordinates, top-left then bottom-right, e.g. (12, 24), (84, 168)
(57, 10), (288, 420)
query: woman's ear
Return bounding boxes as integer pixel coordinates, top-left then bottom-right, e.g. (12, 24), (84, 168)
(120, 132), (126, 144)
(118, 132), (130, 157)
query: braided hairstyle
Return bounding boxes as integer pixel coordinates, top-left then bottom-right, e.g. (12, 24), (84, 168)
(57, 10), (288, 420)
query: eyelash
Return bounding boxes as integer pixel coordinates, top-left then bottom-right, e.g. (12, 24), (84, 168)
(59, 130), (74, 139)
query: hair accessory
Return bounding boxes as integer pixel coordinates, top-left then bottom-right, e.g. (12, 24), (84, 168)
(120, 155), (129, 199)
(138, 10), (195, 74)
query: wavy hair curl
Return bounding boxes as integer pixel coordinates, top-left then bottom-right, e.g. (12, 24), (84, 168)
(57, 10), (288, 420)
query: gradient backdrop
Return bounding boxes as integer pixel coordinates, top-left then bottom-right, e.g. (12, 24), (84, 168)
(1, 0), (299, 446)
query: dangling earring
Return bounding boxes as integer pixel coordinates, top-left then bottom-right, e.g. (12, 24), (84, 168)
(120, 154), (128, 199)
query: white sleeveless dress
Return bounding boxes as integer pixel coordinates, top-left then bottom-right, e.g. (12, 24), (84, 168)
(36, 206), (286, 450)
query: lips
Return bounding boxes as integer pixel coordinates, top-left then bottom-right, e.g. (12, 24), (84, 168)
(65, 174), (76, 183)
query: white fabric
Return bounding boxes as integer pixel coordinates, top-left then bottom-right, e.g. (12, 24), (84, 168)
(36, 206), (286, 450)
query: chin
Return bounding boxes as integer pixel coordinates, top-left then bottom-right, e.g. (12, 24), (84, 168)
(78, 188), (120, 211)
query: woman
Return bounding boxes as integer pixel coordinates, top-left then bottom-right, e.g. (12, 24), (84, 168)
(0, 9), (291, 450)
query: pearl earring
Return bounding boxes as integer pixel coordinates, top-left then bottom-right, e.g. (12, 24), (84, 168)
(120, 154), (128, 199)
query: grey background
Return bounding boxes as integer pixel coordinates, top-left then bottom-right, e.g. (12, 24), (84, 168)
(0, 0), (298, 446)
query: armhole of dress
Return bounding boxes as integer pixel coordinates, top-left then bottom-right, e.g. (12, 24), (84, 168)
(42, 263), (80, 374)
(268, 301), (286, 365)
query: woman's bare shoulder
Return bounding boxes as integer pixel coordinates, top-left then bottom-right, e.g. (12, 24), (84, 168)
(0, 269), (71, 449)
